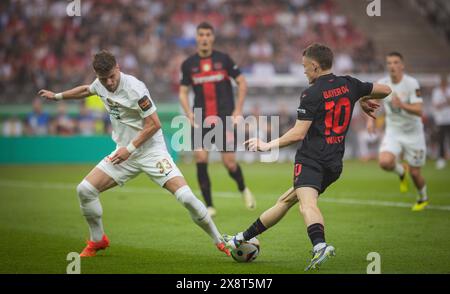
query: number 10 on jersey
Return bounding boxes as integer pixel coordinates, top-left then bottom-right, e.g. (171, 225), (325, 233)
(324, 97), (351, 136)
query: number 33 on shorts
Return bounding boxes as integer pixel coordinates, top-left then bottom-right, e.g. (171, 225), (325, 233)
(156, 159), (173, 175)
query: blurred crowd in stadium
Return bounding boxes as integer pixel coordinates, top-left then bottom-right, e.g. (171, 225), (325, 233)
(0, 0), (449, 163)
(0, 0), (379, 102)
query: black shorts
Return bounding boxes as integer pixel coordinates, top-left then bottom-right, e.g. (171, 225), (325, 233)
(191, 123), (237, 152)
(293, 157), (342, 194)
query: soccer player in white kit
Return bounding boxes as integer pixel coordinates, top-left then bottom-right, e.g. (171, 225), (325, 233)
(38, 50), (231, 257)
(367, 52), (429, 211)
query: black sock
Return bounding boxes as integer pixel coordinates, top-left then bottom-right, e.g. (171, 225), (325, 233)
(228, 164), (246, 192)
(197, 163), (212, 207)
(307, 223), (325, 247)
(242, 218), (267, 241)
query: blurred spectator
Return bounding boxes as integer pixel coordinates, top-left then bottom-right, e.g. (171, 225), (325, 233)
(50, 102), (76, 135)
(0, 0), (379, 103)
(334, 50), (354, 75)
(77, 102), (96, 136)
(249, 36), (274, 61)
(25, 98), (50, 135)
(431, 74), (450, 169)
(2, 116), (23, 137)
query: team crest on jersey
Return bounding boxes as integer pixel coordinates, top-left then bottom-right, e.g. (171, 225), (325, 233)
(202, 63), (211, 72)
(214, 62), (223, 70)
(138, 96), (152, 111)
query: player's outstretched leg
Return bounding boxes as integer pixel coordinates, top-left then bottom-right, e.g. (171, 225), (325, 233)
(297, 187), (335, 271)
(410, 166), (429, 211)
(164, 176), (230, 256)
(223, 188), (297, 249)
(379, 152), (408, 193)
(222, 152), (256, 210)
(77, 168), (117, 257)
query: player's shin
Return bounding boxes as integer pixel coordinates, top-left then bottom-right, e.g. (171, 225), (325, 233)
(174, 185), (222, 244)
(77, 180), (104, 242)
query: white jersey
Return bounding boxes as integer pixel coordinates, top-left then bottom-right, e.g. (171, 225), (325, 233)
(89, 72), (165, 152)
(431, 85), (450, 126)
(377, 74), (424, 136)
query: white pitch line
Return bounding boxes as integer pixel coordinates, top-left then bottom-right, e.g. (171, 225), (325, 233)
(0, 179), (450, 211)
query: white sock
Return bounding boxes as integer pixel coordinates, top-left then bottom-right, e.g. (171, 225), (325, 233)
(394, 163), (405, 177)
(236, 232), (244, 241)
(77, 180), (104, 242)
(313, 242), (327, 252)
(418, 185), (428, 201)
(174, 185), (222, 244)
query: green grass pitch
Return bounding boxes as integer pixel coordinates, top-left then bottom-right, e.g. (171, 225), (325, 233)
(0, 160), (449, 274)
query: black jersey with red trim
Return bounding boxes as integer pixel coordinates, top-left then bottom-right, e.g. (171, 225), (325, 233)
(296, 73), (373, 165)
(180, 50), (241, 118)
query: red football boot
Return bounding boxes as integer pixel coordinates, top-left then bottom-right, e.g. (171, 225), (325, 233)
(80, 234), (110, 257)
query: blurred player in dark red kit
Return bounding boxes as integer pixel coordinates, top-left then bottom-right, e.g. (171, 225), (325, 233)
(179, 22), (255, 217)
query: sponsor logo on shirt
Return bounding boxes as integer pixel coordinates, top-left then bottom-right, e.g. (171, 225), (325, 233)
(106, 98), (121, 119)
(192, 74), (225, 85)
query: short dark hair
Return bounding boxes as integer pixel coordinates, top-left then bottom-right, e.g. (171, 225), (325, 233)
(302, 43), (333, 70)
(92, 50), (117, 75)
(196, 22), (214, 33)
(386, 51), (403, 60)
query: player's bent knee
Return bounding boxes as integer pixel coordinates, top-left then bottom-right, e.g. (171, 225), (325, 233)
(77, 180), (101, 217)
(409, 167), (421, 178)
(174, 185), (207, 219)
(379, 160), (395, 171)
(299, 202), (318, 216)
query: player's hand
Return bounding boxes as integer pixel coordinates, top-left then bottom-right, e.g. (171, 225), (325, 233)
(231, 109), (243, 125)
(187, 112), (199, 128)
(391, 94), (403, 109)
(38, 89), (57, 101)
(366, 118), (376, 134)
(360, 99), (380, 119)
(110, 147), (131, 165)
(244, 138), (271, 152)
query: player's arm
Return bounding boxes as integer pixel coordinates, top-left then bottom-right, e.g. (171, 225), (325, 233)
(38, 85), (92, 101)
(179, 85), (197, 127)
(360, 83), (392, 100)
(245, 120), (312, 152)
(110, 113), (161, 165)
(232, 74), (247, 121)
(392, 81), (423, 117)
(395, 101), (423, 117)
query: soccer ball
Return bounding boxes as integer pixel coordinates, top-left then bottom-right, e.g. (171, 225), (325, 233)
(231, 237), (260, 263)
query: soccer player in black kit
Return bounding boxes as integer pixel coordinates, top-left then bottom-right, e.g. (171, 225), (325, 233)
(224, 43), (391, 270)
(179, 22), (255, 217)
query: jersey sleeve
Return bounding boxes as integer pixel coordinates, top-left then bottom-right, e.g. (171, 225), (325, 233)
(297, 90), (319, 121)
(88, 79), (100, 95)
(347, 76), (373, 102)
(134, 82), (157, 118)
(409, 78), (423, 104)
(180, 60), (192, 86)
(225, 54), (242, 79)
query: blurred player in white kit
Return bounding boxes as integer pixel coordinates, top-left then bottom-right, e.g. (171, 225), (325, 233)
(368, 52), (429, 211)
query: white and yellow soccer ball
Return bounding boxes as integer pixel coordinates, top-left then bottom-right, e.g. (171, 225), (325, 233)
(231, 237), (260, 263)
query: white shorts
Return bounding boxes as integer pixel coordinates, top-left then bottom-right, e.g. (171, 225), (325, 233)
(96, 147), (183, 187)
(379, 131), (426, 167)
